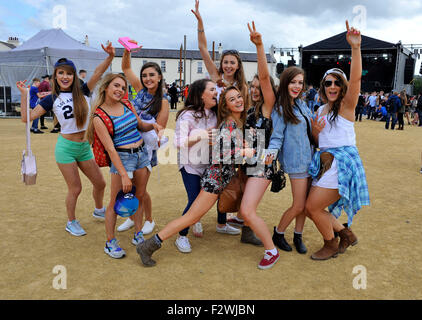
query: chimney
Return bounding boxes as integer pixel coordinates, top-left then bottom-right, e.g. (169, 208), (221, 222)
(7, 36), (20, 47)
(84, 35), (89, 46)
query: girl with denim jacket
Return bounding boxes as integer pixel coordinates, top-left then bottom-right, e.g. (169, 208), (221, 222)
(267, 66), (323, 255)
(305, 21), (370, 260)
(136, 86), (256, 267)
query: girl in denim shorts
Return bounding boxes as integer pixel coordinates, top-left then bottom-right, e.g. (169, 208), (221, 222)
(87, 73), (161, 259)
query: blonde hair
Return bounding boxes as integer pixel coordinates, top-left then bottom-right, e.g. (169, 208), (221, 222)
(86, 73), (128, 144)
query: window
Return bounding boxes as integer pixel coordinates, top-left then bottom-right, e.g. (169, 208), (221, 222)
(161, 61), (166, 72)
(197, 61), (203, 74)
(178, 61), (183, 73)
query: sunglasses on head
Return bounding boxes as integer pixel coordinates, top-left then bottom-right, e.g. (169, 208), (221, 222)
(324, 80), (342, 87)
(223, 49), (239, 55)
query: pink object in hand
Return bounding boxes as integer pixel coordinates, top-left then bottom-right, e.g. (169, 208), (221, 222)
(118, 37), (141, 52)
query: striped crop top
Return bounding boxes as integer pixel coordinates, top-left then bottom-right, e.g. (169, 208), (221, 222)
(110, 107), (142, 147)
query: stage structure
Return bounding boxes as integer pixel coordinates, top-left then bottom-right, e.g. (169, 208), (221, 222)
(299, 32), (419, 94)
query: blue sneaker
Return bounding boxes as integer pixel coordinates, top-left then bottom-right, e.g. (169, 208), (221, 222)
(104, 239), (126, 259)
(93, 207), (105, 220)
(132, 231), (145, 246)
(65, 220), (86, 236)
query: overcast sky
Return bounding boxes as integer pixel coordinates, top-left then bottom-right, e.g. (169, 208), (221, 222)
(1, 0), (422, 67)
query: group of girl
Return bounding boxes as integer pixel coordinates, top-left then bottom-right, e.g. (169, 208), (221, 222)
(17, 0), (369, 270)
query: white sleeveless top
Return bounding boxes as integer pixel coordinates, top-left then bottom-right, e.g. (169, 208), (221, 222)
(317, 104), (356, 149)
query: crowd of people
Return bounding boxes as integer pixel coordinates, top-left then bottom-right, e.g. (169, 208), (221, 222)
(16, 1), (372, 270)
(303, 86), (422, 129)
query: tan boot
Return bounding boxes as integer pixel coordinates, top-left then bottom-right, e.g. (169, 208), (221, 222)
(338, 226), (358, 254)
(311, 238), (339, 260)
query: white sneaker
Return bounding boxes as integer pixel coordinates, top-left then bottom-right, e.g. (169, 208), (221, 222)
(216, 224), (241, 235)
(141, 220), (155, 235)
(175, 236), (192, 253)
(192, 222), (203, 238)
(117, 218), (134, 232)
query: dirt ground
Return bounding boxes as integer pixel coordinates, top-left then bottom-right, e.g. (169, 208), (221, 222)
(1, 112), (421, 300)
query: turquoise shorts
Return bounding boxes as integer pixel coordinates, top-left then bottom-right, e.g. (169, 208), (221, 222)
(55, 134), (94, 164)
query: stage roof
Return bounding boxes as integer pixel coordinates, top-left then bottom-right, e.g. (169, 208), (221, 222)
(303, 31), (397, 51)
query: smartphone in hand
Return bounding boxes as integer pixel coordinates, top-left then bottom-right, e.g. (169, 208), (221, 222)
(118, 37), (141, 52)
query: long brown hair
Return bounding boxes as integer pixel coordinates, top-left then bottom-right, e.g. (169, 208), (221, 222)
(217, 86), (247, 128)
(250, 74), (277, 119)
(52, 64), (88, 129)
(217, 51), (248, 103)
(319, 72), (348, 123)
(86, 73), (128, 144)
(176, 78), (215, 121)
(275, 66), (305, 124)
(140, 62), (164, 117)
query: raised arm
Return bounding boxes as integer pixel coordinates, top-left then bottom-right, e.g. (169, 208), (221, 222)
(248, 21), (275, 118)
(16, 82), (46, 123)
(86, 42), (115, 92)
(342, 20), (362, 112)
(121, 44), (144, 93)
(191, 0), (220, 82)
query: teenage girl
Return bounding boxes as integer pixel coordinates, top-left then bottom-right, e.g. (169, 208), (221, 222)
(117, 46), (170, 235)
(136, 86), (255, 267)
(305, 21), (370, 260)
(16, 43), (115, 236)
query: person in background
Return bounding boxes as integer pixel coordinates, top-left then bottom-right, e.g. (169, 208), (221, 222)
(79, 69), (87, 86)
(29, 78), (43, 134)
(168, 83), (178, 110)
(306, 85), (317, 113)
(38, 74), (52, 130)
(397, 90), (407, 130)
(355, 92), (365, 122)
(385, 91), (401, 130)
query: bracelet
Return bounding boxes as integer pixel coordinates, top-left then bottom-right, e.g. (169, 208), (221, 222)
(198, 29), (204, 32)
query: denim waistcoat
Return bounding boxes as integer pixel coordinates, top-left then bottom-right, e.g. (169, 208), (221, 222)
(268, 99), (313, 174)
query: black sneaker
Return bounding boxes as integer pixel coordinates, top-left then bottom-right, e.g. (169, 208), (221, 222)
(32, 129), (44, 134)
(272, 227), (292, 252)
(50, 128), (60, 133)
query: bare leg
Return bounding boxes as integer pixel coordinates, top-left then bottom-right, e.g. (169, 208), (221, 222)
(158, 190), (218, 241)
(277, 177), (310, 232)
(57, 162), (82, 221)
(132, 168), (150, 233)
(305, 186), (341, 240)
(77, 159), (106, 209)
(105, 174), (123, 241)
(239, 178), (274, 250)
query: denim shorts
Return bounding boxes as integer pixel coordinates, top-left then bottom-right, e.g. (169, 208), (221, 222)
(110, 146), (150, 178)
(55, 134), (94, 164)
(288, 172), (310, 180)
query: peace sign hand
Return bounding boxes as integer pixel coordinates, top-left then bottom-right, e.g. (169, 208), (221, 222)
(191, 0), (202, 22)
(247, 21), (263, 46)
(345, 20), (361, 49)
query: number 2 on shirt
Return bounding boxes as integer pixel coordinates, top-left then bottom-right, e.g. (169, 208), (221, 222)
(62, 105), (74, 120)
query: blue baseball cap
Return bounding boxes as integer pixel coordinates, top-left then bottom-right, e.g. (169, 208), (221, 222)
(114, 186), (139, 218)
(54, 58), (76, 72)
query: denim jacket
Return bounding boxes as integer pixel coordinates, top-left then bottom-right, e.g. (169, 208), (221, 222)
(268, 99), (313, 174)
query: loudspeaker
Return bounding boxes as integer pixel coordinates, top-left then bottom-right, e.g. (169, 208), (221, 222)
(287, 59), (296, 67)
(404, 58), (415, 84)
(276, 63), (284, 74)
(0, 86), (12, 113)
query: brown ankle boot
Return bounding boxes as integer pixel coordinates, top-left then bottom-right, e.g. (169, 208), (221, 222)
(338, 226), (358, 254)
(311, 238), (339, 260)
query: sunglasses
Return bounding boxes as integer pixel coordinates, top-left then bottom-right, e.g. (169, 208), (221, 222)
(223, 49), (239, 55)
(324, 80), (342, 87)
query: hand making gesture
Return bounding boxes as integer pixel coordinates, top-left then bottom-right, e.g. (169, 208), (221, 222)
(191, 0), (202, 22)
(345, 20), (361, 49)
(247, 21), (263, 47)
(101, 41), (115, 58)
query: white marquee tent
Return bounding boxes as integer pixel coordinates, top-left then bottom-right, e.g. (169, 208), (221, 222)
(0, 28), (107, 111)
